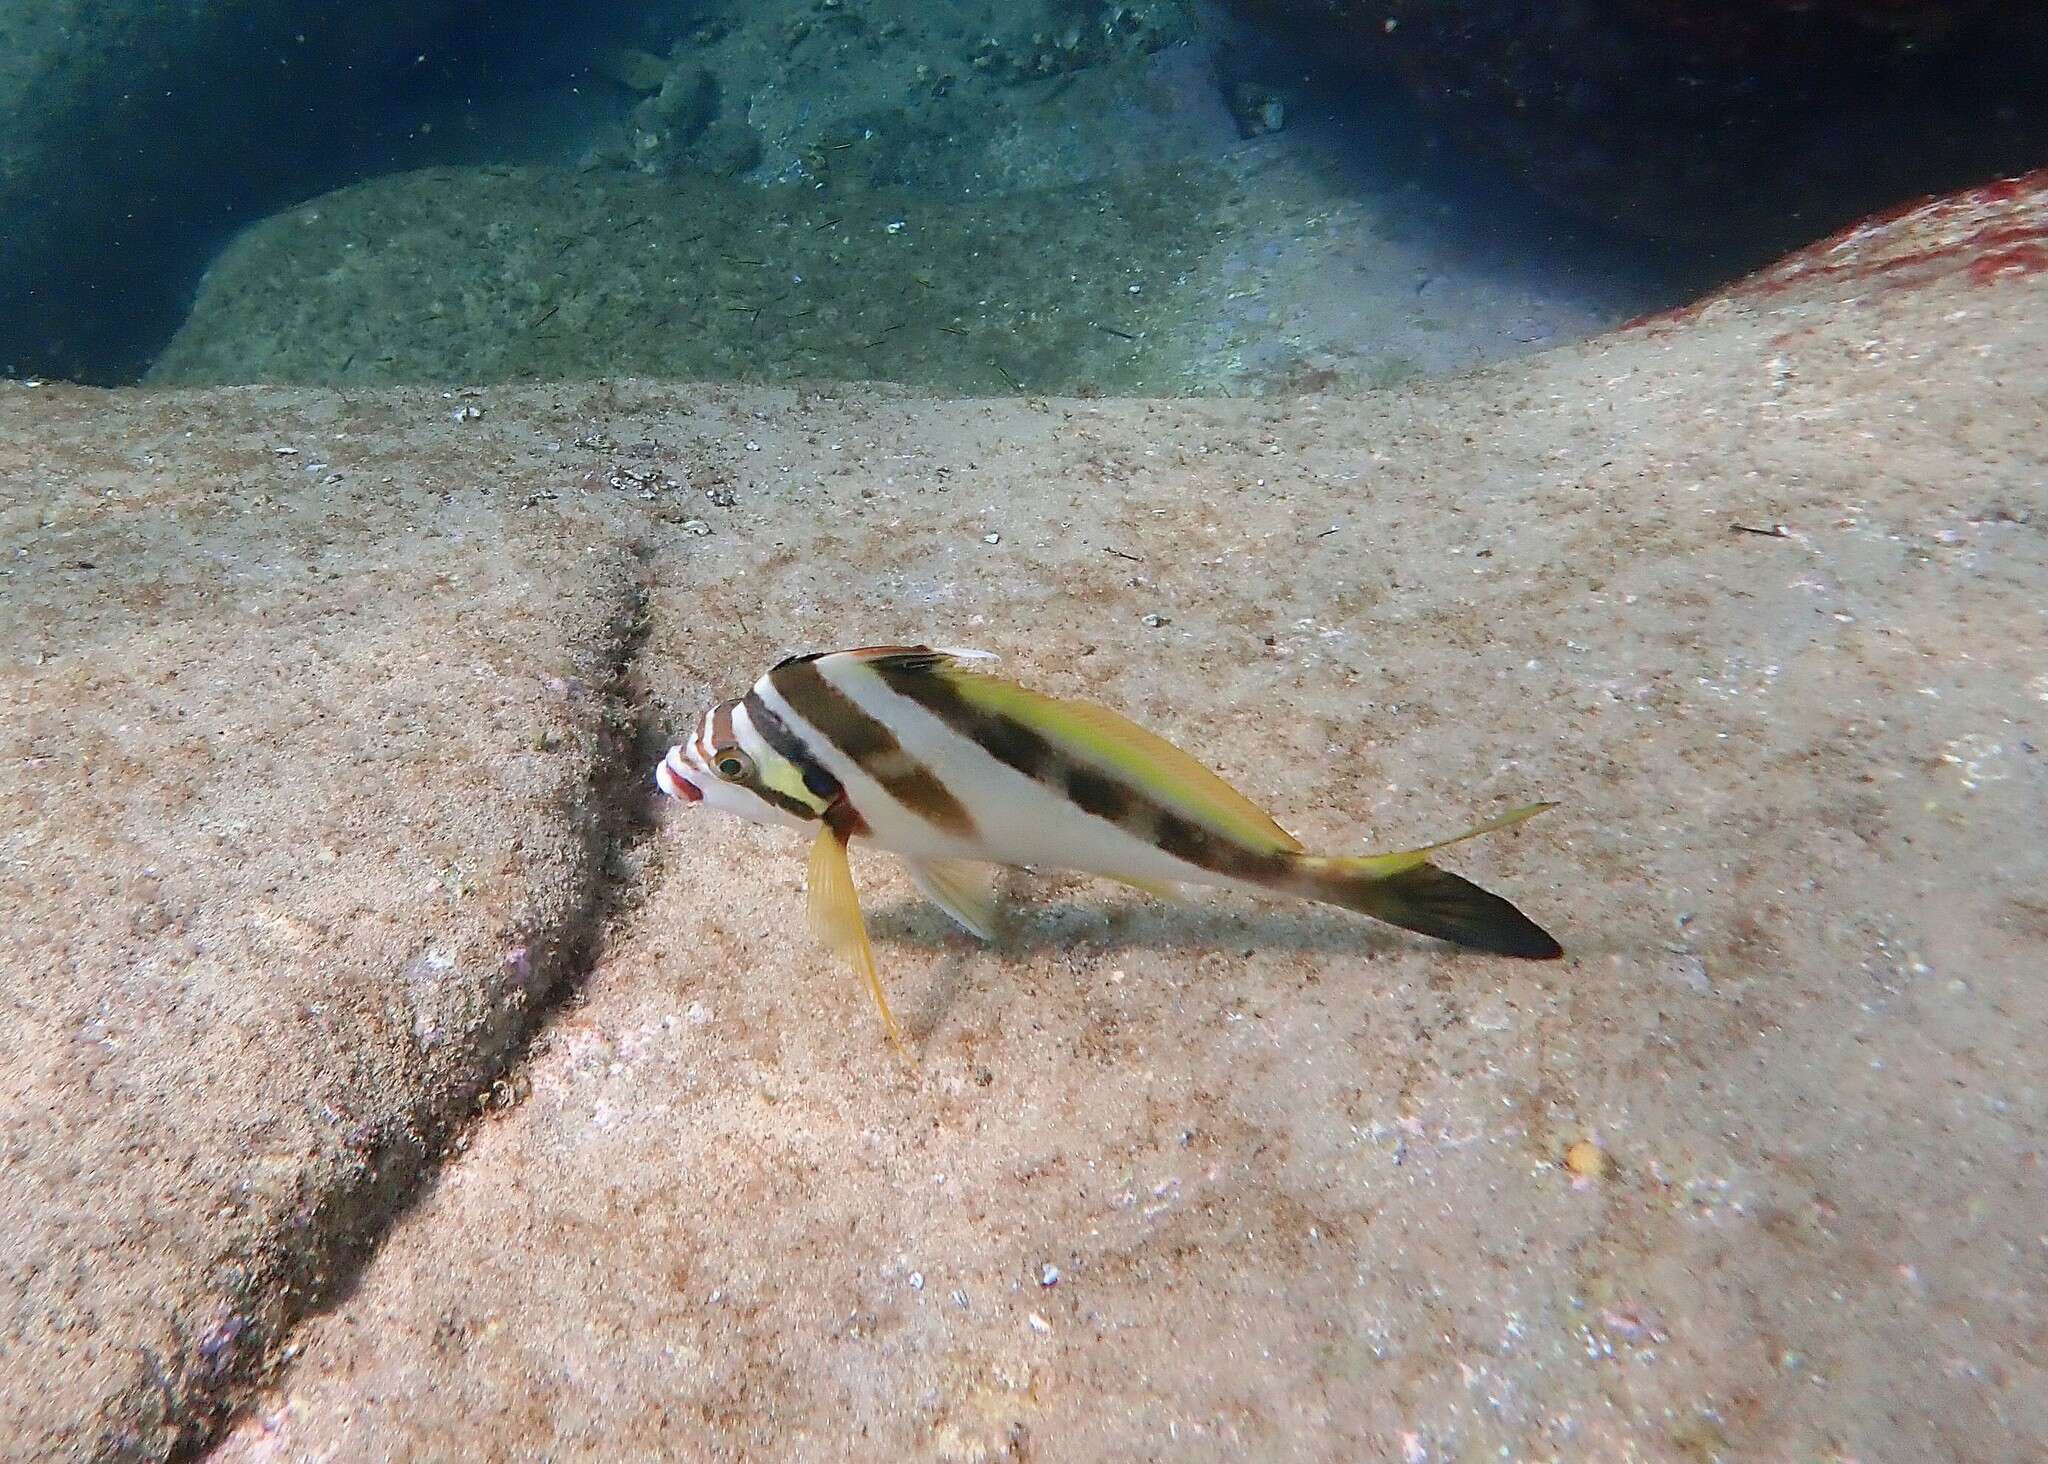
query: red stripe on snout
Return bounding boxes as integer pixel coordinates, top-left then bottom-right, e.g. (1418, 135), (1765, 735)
(657, 757), (702, 803)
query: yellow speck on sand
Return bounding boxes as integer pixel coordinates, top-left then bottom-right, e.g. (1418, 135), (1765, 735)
(1564, 1139), (1609, 1180)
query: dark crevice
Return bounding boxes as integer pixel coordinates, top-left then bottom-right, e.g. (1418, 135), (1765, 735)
(149, 547), (669, 1464)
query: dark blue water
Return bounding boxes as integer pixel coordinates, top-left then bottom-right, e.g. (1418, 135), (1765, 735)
(2, 0), (2042, 388)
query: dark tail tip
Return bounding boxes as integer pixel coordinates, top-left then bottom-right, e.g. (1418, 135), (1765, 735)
(1354, 863), (1563, 960)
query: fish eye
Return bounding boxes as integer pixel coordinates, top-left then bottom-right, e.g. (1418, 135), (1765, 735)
(712, 748), (753, 782)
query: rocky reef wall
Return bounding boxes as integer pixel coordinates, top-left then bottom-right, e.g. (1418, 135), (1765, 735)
(1231, 0), (2048, 251)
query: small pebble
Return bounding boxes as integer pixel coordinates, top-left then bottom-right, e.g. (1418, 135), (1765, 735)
(1599, 1304), (1667, 1344)
(1027, 1312), (1051, 1334)
(744, 440), (761, 452)
(1039, 1263), (1060, 1287)
(1141, 613), (1169, 628)
(681, 519), (712, 536)
(908, 1271), (924, 1291)
(1563, 1139), (1608, 1180)
(1666, 952), (1710, 993)
(984, 532), (1002, 545)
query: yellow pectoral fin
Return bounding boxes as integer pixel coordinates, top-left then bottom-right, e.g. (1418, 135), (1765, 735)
(1346, 802), (1558, 880)
(807, 827), (905, 1051)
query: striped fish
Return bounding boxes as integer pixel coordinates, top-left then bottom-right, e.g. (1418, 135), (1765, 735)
(656, 646), (1561, 1048)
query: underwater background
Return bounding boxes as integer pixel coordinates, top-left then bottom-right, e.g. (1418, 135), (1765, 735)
(6, 4), (2048, 1462)
(4, 0), (2046, 393)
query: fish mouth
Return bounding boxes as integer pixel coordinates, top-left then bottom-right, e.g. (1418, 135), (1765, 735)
(655, 751), (702, 804)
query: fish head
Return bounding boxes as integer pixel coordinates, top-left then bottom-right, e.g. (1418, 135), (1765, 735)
(655, 697), (819, 833)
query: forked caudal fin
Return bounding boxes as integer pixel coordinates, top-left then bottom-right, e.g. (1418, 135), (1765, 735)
(1294, 803), (1563, 959)
(1314, 861), (1562, 958)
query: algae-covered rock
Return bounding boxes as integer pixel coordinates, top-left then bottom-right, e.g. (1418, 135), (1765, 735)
(615, 0), (1201, 192)
(591, 46), (671, 94)
(628, 63), (720, 170)
(691, 117), (765, 179)
(143, 140), (1678, 399)
(146, 164), (1223, 395)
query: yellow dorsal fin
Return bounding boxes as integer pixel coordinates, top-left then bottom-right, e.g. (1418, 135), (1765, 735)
(807, 826), (906, 1052)
(829, 645), (995, 672)
(1339, 802), (1557, 881)
(936, 663), (1304, 855)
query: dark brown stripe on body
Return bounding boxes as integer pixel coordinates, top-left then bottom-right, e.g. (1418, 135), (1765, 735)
(742, 691), (842, 807)
(771, 659), (977, 835)
(1063, 764), (1134, 822)
(752, 781), (825, 823)
(876, 666), (1292, 884)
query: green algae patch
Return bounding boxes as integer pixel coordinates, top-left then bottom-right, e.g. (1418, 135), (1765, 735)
(149, 164), (1224, 395)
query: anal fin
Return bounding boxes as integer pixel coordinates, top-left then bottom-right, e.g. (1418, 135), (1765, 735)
(903, 857), (1000, 942)
(808, 826), (906, 1051)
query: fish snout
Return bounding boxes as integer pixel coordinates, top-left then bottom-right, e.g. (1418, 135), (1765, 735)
(655, 747), (703, 803)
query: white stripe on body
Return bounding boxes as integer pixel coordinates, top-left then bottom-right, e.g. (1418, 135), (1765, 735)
(731, 699), (774, 767)
(764, 654), (1245, 890)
